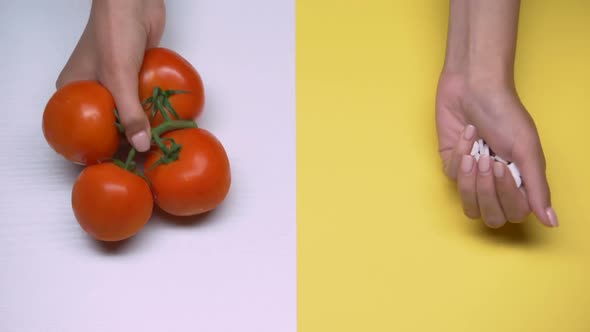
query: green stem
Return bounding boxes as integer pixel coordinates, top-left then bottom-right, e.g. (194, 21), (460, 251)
(124, 148), (136, 170)
(152, 134), (170, 155)
(152, 120), (198, 137)
(114, 109), (125, 134)
(112, 148), (138, 173)
(148, 120), (198, 168)
(143, 86), (189, 121)
(157, 96), (172, 122)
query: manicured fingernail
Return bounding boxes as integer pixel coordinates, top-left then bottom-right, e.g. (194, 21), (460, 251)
(546, 207), (559, 227)
(478, 155), (491, 174)
(131, 131), (150, 152)
(493, 162), (505, 178)
(464, 125), (475, 140)
(461, 155), (474, 173)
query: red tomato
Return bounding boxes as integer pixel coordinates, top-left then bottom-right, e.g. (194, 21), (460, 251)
(139, 48), (205, 127)
(72, 163), (153, 241)
(144, 128), (231, 216)
(42, 80), (120, 165)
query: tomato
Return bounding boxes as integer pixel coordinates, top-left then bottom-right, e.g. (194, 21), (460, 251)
(139, 48), (205, 127)
(42, 80), (119, 165)
(144, 128), (231, 216)
(72, 163), (153, 241)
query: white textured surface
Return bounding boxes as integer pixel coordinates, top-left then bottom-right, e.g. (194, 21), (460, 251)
(0, 1), (295, 331)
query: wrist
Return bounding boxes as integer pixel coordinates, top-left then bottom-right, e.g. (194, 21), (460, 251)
(93, 0), (159, 12)
(442, 53), (515, 91)
(444, 0), (520, 93)
(465, 64), (515, 91)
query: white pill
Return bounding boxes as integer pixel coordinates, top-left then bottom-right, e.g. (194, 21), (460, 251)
(470, 141), (479, 156)
(483, 143), (490, 156)
(478, 139), (484, 155)
(474, 152), (481, 161)
(494, 155), (508, 165)
(507, 163), (522, 188)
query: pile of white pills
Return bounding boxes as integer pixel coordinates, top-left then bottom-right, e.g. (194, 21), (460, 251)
(470, 139), (522, 188)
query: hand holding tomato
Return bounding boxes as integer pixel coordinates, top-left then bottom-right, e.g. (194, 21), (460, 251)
(46, 15), (229, 243)
(56, 0), (166, 152)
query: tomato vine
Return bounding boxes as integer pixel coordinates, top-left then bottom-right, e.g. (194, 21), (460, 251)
(112, 90), (198, 176)
(143, 86), (189, 122)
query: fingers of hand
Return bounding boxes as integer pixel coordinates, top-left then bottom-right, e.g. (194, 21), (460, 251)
(458, 155), (480, 219)
(446, 125), (477, 180)
(513, 136), (558, 227)
(112, 90), (152, 152)
(451, 125), (557, 228)
(56, 1), (157, 153)
(476, 156), (507, 228)
(101, 69), (151, 152)
(493, 162), (530, 223)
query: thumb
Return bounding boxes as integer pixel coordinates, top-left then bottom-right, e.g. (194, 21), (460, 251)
(105, 72), (152, 152)
(513, 133), (558, 227)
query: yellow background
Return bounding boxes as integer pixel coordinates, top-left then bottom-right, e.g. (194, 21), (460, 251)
(297, 1), (590, 331)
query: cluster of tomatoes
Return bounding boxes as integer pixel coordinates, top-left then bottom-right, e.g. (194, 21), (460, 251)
(42, 48), (231, 242)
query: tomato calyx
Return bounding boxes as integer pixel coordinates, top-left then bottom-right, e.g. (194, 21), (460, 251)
(149, 119), (198, 170)
(143, 86), (189, 122)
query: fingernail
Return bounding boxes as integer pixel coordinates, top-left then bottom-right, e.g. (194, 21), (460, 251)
(478, 155), (491, 174)
(464, 125), (475, 140)
(461, 155), (474, 173)
(493, 162), (505, 178)
(545, 207), (559, 227)
(131, 131), (150, 152)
